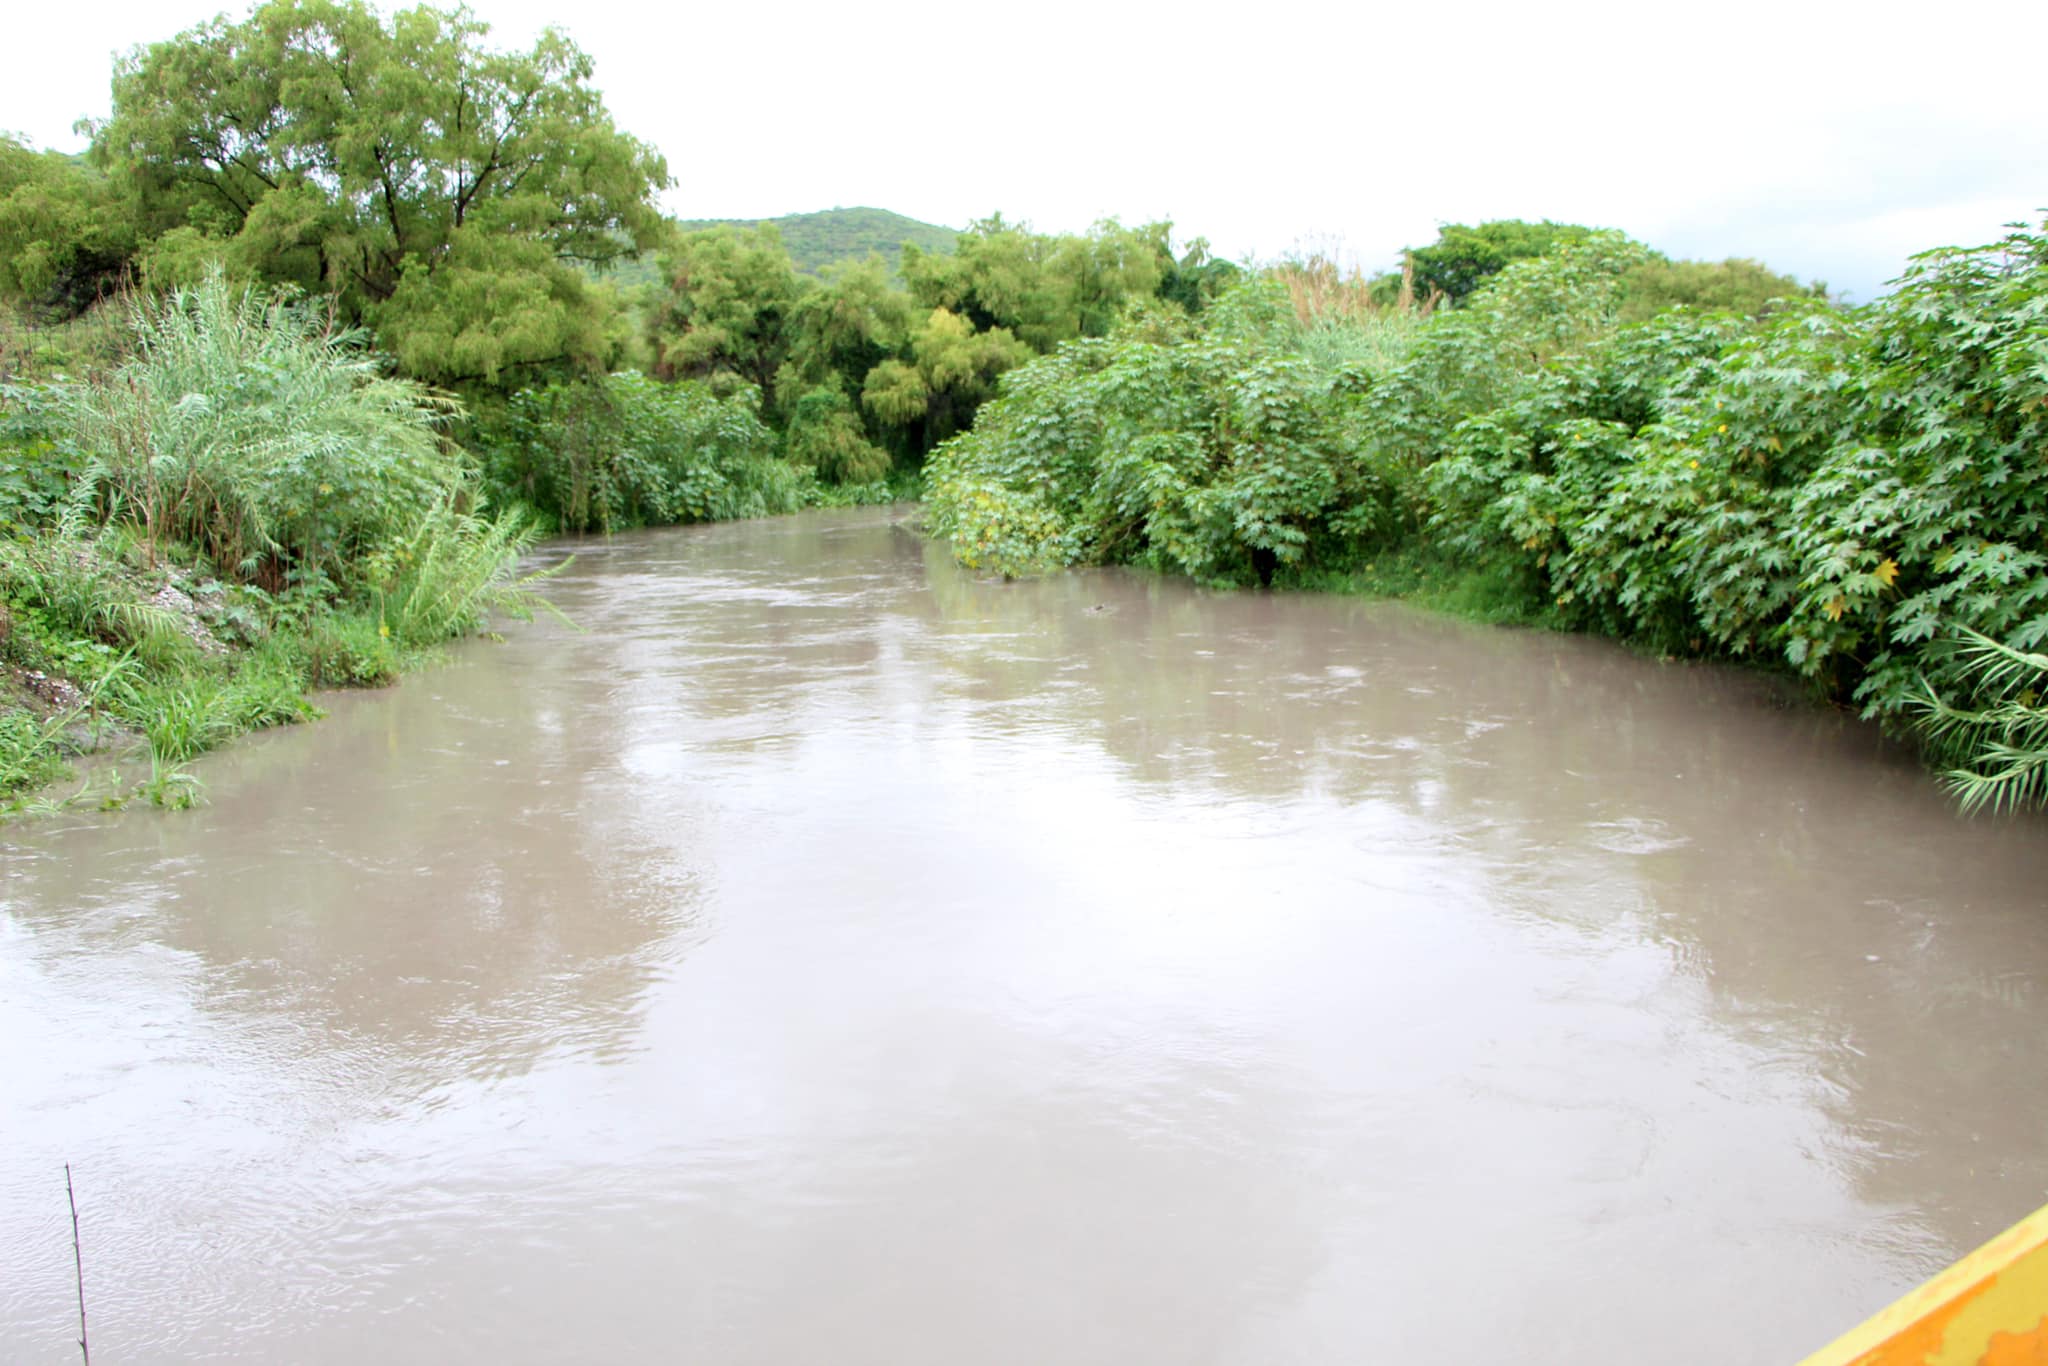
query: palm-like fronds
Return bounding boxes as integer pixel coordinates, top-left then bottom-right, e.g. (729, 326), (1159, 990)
(1912, 628), (2048, 814)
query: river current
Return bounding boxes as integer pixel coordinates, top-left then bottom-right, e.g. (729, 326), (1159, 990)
(4, 506), (2045, 1362)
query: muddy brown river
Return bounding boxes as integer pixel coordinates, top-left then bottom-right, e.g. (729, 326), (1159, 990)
(3, 506), (2046, 1363)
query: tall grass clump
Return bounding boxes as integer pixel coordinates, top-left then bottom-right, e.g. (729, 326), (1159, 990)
(1271, 252), (1432, 384)
(64, 270), (453, 584)
(0, 531), (189, 682)
(1272, 251), (1437, 327)
(365, 493), (557, 646)
(0, 707), (78, 793)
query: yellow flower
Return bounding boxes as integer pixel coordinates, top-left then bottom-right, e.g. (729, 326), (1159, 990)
(318, 482), (333, 495)
(378, 622), (391, 639)
(1717, 424), (1728, 434)
(1688, 459), (1699, 469)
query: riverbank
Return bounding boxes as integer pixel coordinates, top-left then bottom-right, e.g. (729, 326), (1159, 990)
(0, 527), (459, 812)
(0, 276), (557, 814)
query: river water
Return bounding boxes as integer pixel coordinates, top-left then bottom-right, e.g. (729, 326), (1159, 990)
(3, 506), (2045, 1363)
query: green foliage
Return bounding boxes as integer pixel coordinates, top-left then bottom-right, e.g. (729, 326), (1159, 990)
(1617, 257), (1823, 323)
(924, 212), (2048, 810)
(0, 179), (571, 812)
(138, 762), (205, 809)
(0, 297), (130, 382)
(1784, 227), (2048, 718)
(629, 216), (1235, 469)
(783, 257), (916, 405)
(0, 383), (87, 531)
(480, 371), (811, 533)
(0, 138), (138, 318)
(903, 215), (1175, 351)
(861, 307), (1033, 453)
(1158, 239), (1243, 315)
(1358, 232), (1657, 473)
(119, 672), (236, 763)
(1393, 219), (2048, 804)
(925, 278), (1382, 583)
(65, 272), (455, 585)
(298, 608), (402, 686)
(1296, 314), (1423, 381)
(1405, 219), (1598, 304)
(365, 492), (553, 646)
(0, 707), (76, 794)
(220, 638), (320, 728)
(648, 224), (803, 410)
(93, 0), (667, 387)
(674, 207), (958, 277)
(0, 533), (188, 678)
(784, 383), (891, 484)
(1912, 630), (2048, 815)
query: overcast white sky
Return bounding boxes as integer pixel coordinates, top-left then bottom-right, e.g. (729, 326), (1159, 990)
(4, 0), (2042, 301)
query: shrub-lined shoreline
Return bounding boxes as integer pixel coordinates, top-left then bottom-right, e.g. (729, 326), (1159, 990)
(925, 226), (2048, 813)
(1, 0), (2040, 816)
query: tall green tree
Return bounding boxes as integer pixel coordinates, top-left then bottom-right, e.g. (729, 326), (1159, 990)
(1615, 256), (1823, 322)
(91, 0), (667, 387)
(646, 223), (804, 412)
(784, 255), (916, 398)
(0, 138), (139, 318)
(902, 216), (1176, 351)
(1406, 219), (1597, 304)
(861, 307), (1030, 453)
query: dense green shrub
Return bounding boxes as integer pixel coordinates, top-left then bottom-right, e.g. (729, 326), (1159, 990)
(1616, 256), (1823, 323)
(64, 272), (454, 584)
(1403, 220), (1598, 304)
(925, 281), (1407, 583)
(0, 383), (87, 532)
(0, 137), (137, 318)
(2, 269), (556, 810)
(1401, 220), (2048, 797)
(1421, 305), (1780, 645)
(783, 384), (891, 484)
(1354, 233), (1656, 474)
(647, 224), (804, 408)
(95, 0), (666, 389)
(481, 372), (813, 533)
(929, 215), (2048, 807)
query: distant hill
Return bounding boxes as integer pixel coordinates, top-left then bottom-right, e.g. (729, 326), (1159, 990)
(672, 207), (959, 276)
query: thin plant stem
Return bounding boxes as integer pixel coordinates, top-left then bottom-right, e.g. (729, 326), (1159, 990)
(66, 1163), (89, 1365)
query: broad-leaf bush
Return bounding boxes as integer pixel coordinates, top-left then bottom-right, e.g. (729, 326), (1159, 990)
(1406, 221), (2048, 796)
(930, 217), (2048, 808)
(926, 280), (1404, 583)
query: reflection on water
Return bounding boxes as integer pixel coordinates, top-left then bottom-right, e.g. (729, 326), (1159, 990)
(4, 506), (2045, 1363)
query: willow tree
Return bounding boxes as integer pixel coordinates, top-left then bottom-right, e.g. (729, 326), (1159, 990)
(92, 0), (668, 387)
(646, 223), (804, 412)
(0, 137), (137, 317)
(901, 216), (1176, 351)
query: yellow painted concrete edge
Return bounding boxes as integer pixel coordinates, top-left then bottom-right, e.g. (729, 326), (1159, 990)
(1797, 1201), (2048, 1366)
